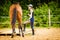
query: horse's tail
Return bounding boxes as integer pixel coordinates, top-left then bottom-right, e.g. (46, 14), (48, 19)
(12, 8), (17, 25)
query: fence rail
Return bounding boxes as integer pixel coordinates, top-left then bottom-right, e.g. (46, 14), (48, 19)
(0, 15), (60, 18)
(0, 14), (60, 27)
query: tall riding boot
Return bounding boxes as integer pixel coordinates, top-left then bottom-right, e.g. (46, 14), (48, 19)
(32, 29), (34, 35)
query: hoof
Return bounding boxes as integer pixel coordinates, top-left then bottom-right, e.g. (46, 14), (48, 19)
(32, 32), (35, 35)
(32, 34), (34, 35)
(22, 33), (24, 37)
(22, 34), (24, 37)
(19, 34), (21, 36)
(11, 32), (16, 38)
(11, 35), (14, 38)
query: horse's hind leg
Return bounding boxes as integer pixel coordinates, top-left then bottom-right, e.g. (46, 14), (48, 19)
(21, 26), (24, 37)
(11, 8), (17, 38)
(18, 24), (24, 37)
(10, 14), (16, 38)
(11, 23), (16, 38)
(18, 24), (21, 36)
(17, 12), (24, 37)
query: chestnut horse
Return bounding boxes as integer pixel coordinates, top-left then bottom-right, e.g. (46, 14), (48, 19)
(9, 2), (24, 38)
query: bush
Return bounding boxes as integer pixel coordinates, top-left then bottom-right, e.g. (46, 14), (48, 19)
(0, 1), (60, 28)
(34, 3), (49, 27)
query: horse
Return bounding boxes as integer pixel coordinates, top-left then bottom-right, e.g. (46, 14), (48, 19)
(9, 2), (24, 38)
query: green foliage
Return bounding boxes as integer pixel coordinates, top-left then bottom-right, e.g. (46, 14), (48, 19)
(34, 3), (49, 27)
(0, 1), (60, 28)
(0, 1), (11, 16)
(48, 2), (60, 27)
(22, 10), (29, 22)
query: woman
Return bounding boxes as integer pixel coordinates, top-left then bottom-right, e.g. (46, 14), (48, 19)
(24, 4), (34, 35)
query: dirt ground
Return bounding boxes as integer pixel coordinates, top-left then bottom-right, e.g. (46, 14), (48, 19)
(0, 28), (60, 40)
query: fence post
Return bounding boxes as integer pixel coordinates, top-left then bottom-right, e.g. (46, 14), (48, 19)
(48, 8), (51, 27)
